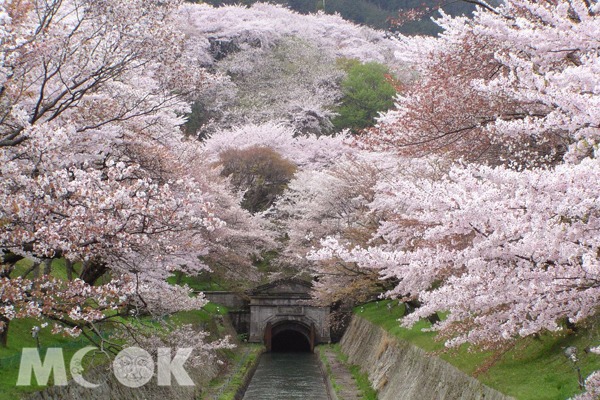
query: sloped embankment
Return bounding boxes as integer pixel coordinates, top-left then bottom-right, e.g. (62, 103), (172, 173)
(22, 309), (231, 400)
(24, 362), (220, 400)
(340, 316), (514, 400)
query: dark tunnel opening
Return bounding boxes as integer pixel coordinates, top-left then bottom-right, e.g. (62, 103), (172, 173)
(271, 329), (311, 352)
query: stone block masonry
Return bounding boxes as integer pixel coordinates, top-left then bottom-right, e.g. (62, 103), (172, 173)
(340, 316), (515, 400)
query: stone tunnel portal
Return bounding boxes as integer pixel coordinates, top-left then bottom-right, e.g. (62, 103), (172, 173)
(248, 278), (331, 352)
(204, 278), (331, 352)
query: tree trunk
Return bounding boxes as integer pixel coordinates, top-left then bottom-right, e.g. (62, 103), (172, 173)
(79, 260), (108, 285)
(0, 316), (9, 348)
(0, 264), (14, 279)
(427, 312), (441, 325)
(32, 262), (39, 278)
(176, 271), (184, 285)
(404, 300), (420, 315)
(1, 251), (23, 265)
(42, 258), (52, 276)
(65, 259), (74, 281)
(566, 318), (578, 333)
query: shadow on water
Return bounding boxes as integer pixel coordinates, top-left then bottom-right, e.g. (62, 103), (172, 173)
(242, 351), (329, 400)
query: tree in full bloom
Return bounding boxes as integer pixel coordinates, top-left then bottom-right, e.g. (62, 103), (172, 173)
(273, 154), (393, 298)
(202, 122), (356, 170)
(175, 2), (409, 138)
(197, 37), (345, 137)
(198, 163), (278, 283)
(0, 0), (247, 355)
(311, 0), (600, 393)
(0, 0), (217, 263)
(203, 122), (378, 285)
(369, 0), (600, 167)
(177, 2), (404, 66)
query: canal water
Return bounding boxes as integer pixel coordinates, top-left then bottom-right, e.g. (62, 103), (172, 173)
(242, 352), (330, 400)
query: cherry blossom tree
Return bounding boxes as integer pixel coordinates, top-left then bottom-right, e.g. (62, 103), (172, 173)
(202, 122), (356, 170)
(176, 2), (404, 66)
(306, 0), (600, 394)
(0, 275), (136, 347)
(203, 122), (378, 286)
(313, 156), (600, 341)
(0, 0), (243, 354)
(272, 154), (390, 288)
(202, 37), (345, 136)
(371, 0), (599, 166)
(263, 150), (398, 339)
(198, 163), (278, 283)
(312, 0), (600, 365)
(0, 0), (217, 256)
(174, 2), (410, 137)
(572, 367), (600, 400)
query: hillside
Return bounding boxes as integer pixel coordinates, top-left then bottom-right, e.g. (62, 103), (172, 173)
(198, 0), (477, 35)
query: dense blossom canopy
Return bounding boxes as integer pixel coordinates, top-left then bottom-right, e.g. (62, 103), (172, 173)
(176, 2), (403, 65)
(174, 3), (408, 137)
(1, 0), (599, 397)
(310, 0), (600, 396)
(0, 0), (261, 354)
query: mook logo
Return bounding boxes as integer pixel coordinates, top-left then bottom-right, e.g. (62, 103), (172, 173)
(17, 347), (195, 388)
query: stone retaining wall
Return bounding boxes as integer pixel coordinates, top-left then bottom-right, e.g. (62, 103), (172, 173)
(340, 316), (515, 400)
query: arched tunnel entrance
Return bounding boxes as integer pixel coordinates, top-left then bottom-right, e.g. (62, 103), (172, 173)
(272, 330), (311, 352)
(265, 321), (316, 352)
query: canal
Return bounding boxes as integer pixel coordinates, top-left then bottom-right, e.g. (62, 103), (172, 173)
(242, 352), (330, 400)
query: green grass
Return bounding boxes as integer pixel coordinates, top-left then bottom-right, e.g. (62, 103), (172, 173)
(166, 272), (229, 291)
(170, 303), (229, 324)
(11, 257), (114, 285)
(11, 258), (78, 281)
(349, 365), (378, 400)
(331, 343), (378, 400)
(318, 344), (378, 400)
(212, 344), (264, 400)
(0, 301), (229, 400)
(356, 300), (600, 400)
(0, 316), (109, 400)
(317, 345), (343, 396)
